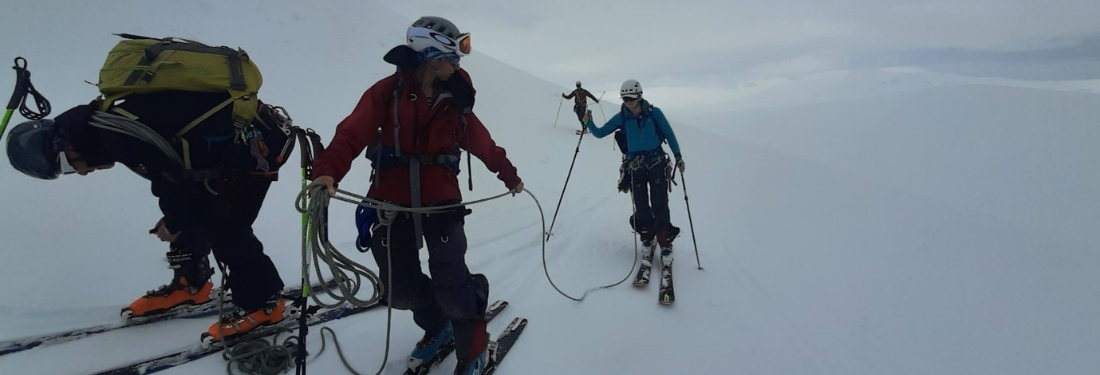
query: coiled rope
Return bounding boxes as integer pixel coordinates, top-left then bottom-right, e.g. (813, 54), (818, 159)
(223, 184), (635, 374)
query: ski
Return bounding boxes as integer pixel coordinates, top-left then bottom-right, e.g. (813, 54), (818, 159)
(658, 263), (675, 305)
(483, 317), (528, 375)
(0, 280), (336, 357)
(405, 300), (509, 375)
(633, 243), (656, 286)
(633, 264), (652, 286)
(90, 300), (380, 375)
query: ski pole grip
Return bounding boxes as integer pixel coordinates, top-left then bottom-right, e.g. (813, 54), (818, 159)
(8, 57), (30, 110)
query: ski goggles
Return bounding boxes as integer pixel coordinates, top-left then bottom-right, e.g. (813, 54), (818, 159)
(621, 96), (640, 102)
(407, 26), (472, 56)
(58, 151), (113, 175)
(58, 151), (78, 175)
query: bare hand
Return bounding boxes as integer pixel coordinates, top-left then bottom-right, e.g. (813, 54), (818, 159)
(582, 110), (592, 123)
(511, 181), (525, 196)
(677, 160), (686, 173)
(314, 175), (336, 194)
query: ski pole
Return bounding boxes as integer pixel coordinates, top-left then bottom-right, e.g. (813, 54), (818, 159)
(552, 96), (563, 128)
(2, 57), (50, 139)
(594, 91), (608, 123)
(546, 126), (587, 240)
(294, 127), (322, 375)
(584, 92), (606, 117)
(591, 92), (611, 150)
(679, 169), (703, 270)
(1, 58), (28, 138)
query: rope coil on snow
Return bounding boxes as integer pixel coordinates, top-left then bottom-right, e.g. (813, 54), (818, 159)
(223, 185), (631, 375)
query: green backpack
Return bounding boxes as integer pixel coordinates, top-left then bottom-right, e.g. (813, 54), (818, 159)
(97, 34), (263, 169)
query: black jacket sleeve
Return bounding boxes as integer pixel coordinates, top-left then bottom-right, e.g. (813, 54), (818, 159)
(95, 127), (210, 235)
(152, 174), (208, 235)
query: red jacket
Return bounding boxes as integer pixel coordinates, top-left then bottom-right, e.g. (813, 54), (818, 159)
(313, 69), (521, 206)
(563, 88), (597, 107)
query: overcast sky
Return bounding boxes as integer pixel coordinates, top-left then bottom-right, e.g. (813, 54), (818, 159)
(2, 1), (1098, 116)
(385, 0), (1100, 113)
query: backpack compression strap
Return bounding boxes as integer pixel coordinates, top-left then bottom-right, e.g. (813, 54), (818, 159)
(172, 92), (253, 170)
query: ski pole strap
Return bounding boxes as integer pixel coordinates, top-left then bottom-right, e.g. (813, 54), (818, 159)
(294, 128), (324, 180)
(8, 57), (50, 120)
(296, 130), (312, 172)
(307, 130), (324, 155)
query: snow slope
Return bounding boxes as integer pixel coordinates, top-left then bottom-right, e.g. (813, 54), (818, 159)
(1, 1), (1097, 375)
(671, 67), (1100, 117)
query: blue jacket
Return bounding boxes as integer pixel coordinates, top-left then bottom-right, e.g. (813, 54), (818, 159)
(585, 99), (682, 161)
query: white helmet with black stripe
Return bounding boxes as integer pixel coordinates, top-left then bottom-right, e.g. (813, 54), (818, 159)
(406, 16), (471, 56)
(620, 79), (642, 98)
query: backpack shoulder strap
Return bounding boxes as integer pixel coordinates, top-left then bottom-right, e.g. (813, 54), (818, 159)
(647, 104), (667, 143)
(389, 70), (404, 157)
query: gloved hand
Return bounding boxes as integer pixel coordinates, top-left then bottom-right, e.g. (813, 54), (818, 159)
(151, 218), (180, 242)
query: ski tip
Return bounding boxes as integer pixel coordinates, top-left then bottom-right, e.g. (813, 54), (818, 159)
(505, 317), (528, 332)
(488, 300), (508, 311)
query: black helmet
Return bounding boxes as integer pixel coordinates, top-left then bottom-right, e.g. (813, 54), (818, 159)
(6, 119), (65, 180)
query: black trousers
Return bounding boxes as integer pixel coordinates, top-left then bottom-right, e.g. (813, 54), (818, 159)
(629, 158), (672, 244)
(573, 104), (586, 121)
(175, 174), (285, 311)
(368, 207), (489, 359)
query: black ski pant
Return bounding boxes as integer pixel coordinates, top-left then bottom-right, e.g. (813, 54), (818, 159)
(368, 206), (489, 360)
(629, 156), (672, 245)
(173, 173), (285, 311)
(573, 104), (586, 122)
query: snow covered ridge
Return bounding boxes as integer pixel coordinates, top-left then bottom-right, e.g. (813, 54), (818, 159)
(2, 1), (1099, 374)
(663, 66), (1100, 115)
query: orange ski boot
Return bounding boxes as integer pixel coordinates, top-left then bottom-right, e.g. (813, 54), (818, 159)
(121, 246), (215, 320)
(201, 298), (286, 345)
(121, 276), (214, 319)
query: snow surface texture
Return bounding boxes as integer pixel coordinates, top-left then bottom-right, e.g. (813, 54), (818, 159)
(1, 1), (1097, 374)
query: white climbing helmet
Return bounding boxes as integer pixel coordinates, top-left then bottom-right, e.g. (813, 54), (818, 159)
(406, 16), (471, 56)
(620, 79), (642, 98)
